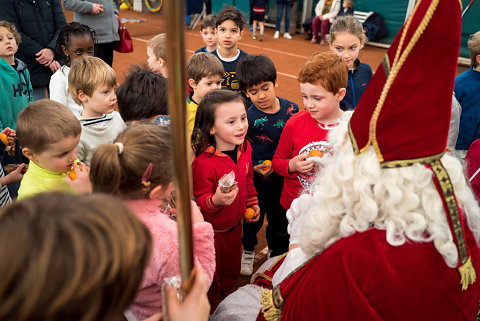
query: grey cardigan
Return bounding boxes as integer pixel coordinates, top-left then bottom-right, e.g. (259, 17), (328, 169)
(62, 0), (120, 44)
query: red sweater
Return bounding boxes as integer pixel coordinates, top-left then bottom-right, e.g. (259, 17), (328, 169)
(258, 228), (480, 321)
(272, 110), (330, 209)
(192, 143), (258, 231)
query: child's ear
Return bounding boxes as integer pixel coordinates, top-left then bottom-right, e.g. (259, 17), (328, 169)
(360, 40), (365, 49)
(77, 90), (88, 104)
(60, 44), (69, 57)
(188, 78), (197, 90)
(274, 80), (279, 88)
(209, 127), (215, 135)
(22, 147), (37, 162)
(159, 58), (166, 67)
(149, 182), (174, 201)
(476, 54), (480, 65)
(239, 30), (244, 40)
(243, 90), (250, 98)
(336, 88), (347, 102)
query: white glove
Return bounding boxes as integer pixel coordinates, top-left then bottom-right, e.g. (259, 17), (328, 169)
(287, 194), (312, 245)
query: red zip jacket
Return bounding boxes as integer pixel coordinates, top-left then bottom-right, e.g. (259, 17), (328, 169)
(192, 142), (258, 231)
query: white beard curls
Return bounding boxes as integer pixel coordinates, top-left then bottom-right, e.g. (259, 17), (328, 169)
(297, 115), (480, 269)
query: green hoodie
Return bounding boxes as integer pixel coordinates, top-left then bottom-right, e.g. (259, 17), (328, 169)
(0, 57), (33, 130)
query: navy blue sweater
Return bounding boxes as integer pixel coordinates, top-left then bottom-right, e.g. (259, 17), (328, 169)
(340, 60), (373, 111)
(455, 67), (480, 149)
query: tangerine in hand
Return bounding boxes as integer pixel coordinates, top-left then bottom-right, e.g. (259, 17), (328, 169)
(245, 208), (256, 221)
(0, 134), (8, 146)
(262, 160), (272, 171)
(308, 150), (323, 158)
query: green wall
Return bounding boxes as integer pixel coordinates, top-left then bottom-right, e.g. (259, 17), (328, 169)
(460, 0), (480, 59)
(211, 0), (480, 57)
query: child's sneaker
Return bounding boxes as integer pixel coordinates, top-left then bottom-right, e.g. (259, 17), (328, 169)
(253, 34), (257, 40)
(274, 31), (280, 39)
(283, 32), (292, 39)
(259, 34), (263, 41)
(240, 250), (255, 276)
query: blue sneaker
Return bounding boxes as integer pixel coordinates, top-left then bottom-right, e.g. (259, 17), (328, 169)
(249, 26), (253, 31)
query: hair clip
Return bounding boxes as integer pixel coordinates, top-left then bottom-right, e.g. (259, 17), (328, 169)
(115, 142), (124, 155)
(141, 163), (153, 187)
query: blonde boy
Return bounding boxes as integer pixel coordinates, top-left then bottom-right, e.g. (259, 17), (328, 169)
(147, 33), (168, 77)
(17, 100), (83, 199)
(186, 52), (224, 138)
(68, 56), (125, 166)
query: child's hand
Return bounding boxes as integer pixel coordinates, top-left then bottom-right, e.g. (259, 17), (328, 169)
(165, 265), (210, 321)
(246, 204), (261, 223)
(1, 163), (25, 185)
(0, 127), (16, 146)
(212, 185), (238, 206)
(65, 162), (92, 194)
(191, 200), (205, 224)
(288, 153), (314, 174)
(253, 164), (273, 177)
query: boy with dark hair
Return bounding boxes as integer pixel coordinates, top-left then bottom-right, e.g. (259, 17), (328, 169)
(195, 14), (218, 53)
(186, 52), (224, 139)
(116, 64), (169, 125)
(212, 6), (249, 94)
(236, 54), (299, 275)
(454, 30), (480, 158)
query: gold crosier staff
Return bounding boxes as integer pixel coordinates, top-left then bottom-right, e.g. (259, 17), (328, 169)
(164, 0), (194, 293)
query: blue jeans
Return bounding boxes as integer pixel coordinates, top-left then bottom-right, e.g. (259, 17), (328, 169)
(275, 2), (293, 33)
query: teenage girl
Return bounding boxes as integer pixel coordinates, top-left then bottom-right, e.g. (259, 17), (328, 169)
(191, 89), (260, 312)
(49, 22), (95, 114)
(328, 15), (373, 111)
(90, 123), (215, 321)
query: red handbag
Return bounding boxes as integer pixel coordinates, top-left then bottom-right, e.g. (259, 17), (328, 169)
(114, 18), (133, 53)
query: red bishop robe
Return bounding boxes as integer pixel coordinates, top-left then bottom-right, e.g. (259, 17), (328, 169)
(257, 228), (480, 321)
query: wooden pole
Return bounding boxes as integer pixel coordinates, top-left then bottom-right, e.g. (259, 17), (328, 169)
(164, 0), (194, 291)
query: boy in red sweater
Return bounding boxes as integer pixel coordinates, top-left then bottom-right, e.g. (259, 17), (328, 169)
(273, 51), (348, 210)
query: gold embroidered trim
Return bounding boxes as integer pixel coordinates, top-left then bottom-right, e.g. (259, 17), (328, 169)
(370, 0), (439, 163)
(380, 151), (445, 168)
(381, 54), (391, 78)
(348, 121), (361, 155)
(430, 159), (476, 290)
(260, 287), (283, 321)
(251, 253), (288, 285)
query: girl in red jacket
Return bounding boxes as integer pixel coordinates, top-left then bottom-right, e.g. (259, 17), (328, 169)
(192, 89), (260, 312)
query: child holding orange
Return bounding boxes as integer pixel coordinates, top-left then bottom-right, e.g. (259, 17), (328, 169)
(236, 54), (299, 276)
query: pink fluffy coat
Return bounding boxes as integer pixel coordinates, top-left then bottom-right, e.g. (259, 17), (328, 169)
(125, 199), (215, 320)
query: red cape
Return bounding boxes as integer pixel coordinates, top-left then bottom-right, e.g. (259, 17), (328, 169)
(257, 228), (480, 320)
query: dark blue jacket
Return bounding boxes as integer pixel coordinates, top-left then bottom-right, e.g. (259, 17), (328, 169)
(340, 59), (373, 111)
(0, 0), (66, 88)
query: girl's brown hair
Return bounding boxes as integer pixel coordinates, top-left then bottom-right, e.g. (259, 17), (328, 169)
(191, 89), (247, 156)
(91, 122), (172, 198)
(0, 192), (152, 321)
(326, 15), (367, 44)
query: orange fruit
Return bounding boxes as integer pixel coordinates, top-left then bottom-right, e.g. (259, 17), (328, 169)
(245, 208), (256, 221)
(67, 164), (82, 180)
(68, 169), (77, 180)
(0, 133), (9, 146)
(262, 160), (272, 171)
(308, 150), (323, 158)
